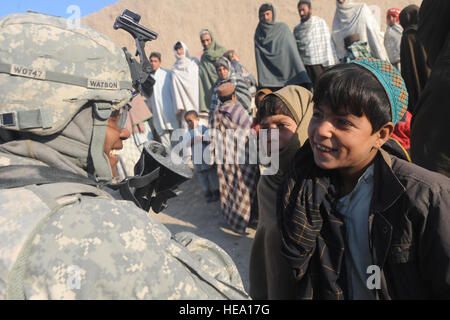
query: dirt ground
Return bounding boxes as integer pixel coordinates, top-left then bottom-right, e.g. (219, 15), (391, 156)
(148, 171), (256, 293)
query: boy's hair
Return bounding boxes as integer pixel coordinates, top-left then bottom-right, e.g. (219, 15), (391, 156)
(259, 3), (273, 15)
(150, 52), (161, 61)
(184, 110), (199, 120)
(218, 93), (235, 103)
(313, 63), (391, 133)
(174, 42), (183, 51)
(344, 34), (360, 49)
(256, 94), (295, 124)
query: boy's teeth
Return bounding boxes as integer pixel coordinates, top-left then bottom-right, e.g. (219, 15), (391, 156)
(317, 144), (332, 152)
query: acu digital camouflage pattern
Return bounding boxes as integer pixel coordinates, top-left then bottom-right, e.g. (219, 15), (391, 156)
(0, 12), (249, 300)
(0, 153), (249, 300)
(0, 12), (133, 136)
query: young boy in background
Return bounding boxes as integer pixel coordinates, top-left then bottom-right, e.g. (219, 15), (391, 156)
(184, 110), (220, 203)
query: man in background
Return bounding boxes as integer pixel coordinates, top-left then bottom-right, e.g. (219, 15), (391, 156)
(332, 0), (388, 61)
(147, 52), (179, 148)
(254, 3), (311, 91)
(294, 0), (336, 85)
(198, 29), (227, 113)
(171, 41), (200, 128)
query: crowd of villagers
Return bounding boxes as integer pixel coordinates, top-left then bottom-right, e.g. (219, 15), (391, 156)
(122, 0), (450, 300)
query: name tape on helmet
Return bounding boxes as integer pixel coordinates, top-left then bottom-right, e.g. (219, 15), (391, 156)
(10, 64), (46, 80)
(1, 62), (132, 90)
(87, 79), (121, 90)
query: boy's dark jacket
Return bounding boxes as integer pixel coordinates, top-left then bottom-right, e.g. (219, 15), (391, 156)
(279, 148), (450, 300)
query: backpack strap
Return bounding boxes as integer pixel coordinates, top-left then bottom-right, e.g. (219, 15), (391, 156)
(0, 164), (162, 211)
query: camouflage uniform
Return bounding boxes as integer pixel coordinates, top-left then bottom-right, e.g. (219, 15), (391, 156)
(0, 13), (249, 300)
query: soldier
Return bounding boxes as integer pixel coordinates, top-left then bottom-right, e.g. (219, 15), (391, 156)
(0, 12), (249, 300)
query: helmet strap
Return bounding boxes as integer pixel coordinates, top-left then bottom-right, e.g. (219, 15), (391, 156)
(91, 102), (114, 182)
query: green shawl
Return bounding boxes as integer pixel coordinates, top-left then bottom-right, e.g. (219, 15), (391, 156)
(254, 5), (310, 88)
(199, 29), (227, 112)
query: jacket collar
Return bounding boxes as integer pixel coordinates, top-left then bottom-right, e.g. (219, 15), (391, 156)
(371, 149), (407, 214)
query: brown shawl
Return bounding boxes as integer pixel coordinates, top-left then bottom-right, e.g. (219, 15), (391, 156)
(249, 86), (313, 299)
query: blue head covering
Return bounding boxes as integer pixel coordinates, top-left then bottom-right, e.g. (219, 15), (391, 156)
(350, 58), (408, 126)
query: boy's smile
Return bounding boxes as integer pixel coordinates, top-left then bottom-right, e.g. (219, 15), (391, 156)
(308, 104), (386, 182)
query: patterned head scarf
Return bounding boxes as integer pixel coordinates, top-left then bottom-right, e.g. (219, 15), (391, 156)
(350, 58), (408, 126)
(386, 8), (401, 22)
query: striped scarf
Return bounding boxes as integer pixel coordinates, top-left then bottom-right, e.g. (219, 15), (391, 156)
(277, 139), (411, 299)
(277, 142), (346, 299)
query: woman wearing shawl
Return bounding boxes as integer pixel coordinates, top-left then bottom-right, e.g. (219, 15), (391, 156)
(249, 85), (313, 300)
(171, 41), (200, 127)
(332, 0), (388, 61)
(384, 8), (402, 70)
(254, 3), (311, 91)
(411, 0), (450, 178)
(199, 29), (227, 113)
(209, 57), (252, 114)
(399, 5), (431, 114)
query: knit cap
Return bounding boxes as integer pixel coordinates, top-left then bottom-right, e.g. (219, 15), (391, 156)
(387, 8), (401, 21)
(350, 58), (408, 126)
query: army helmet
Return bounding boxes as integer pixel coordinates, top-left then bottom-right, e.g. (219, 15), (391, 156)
(0, 12), (133, 181)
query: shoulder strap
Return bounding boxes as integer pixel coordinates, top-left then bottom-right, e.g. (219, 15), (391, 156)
(0, 164), (165, 212)
(0, 165), (97, 189)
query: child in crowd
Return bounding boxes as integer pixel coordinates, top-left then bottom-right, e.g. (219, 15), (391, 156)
(184, 110), (220, 203)
(340, 34), (372, 63)
(249, 85), (313, 299)
(277, 58), (450, 299)
(251, 88), (273, 134)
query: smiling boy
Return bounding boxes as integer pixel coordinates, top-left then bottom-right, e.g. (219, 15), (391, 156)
(277, 59), (450, 299)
